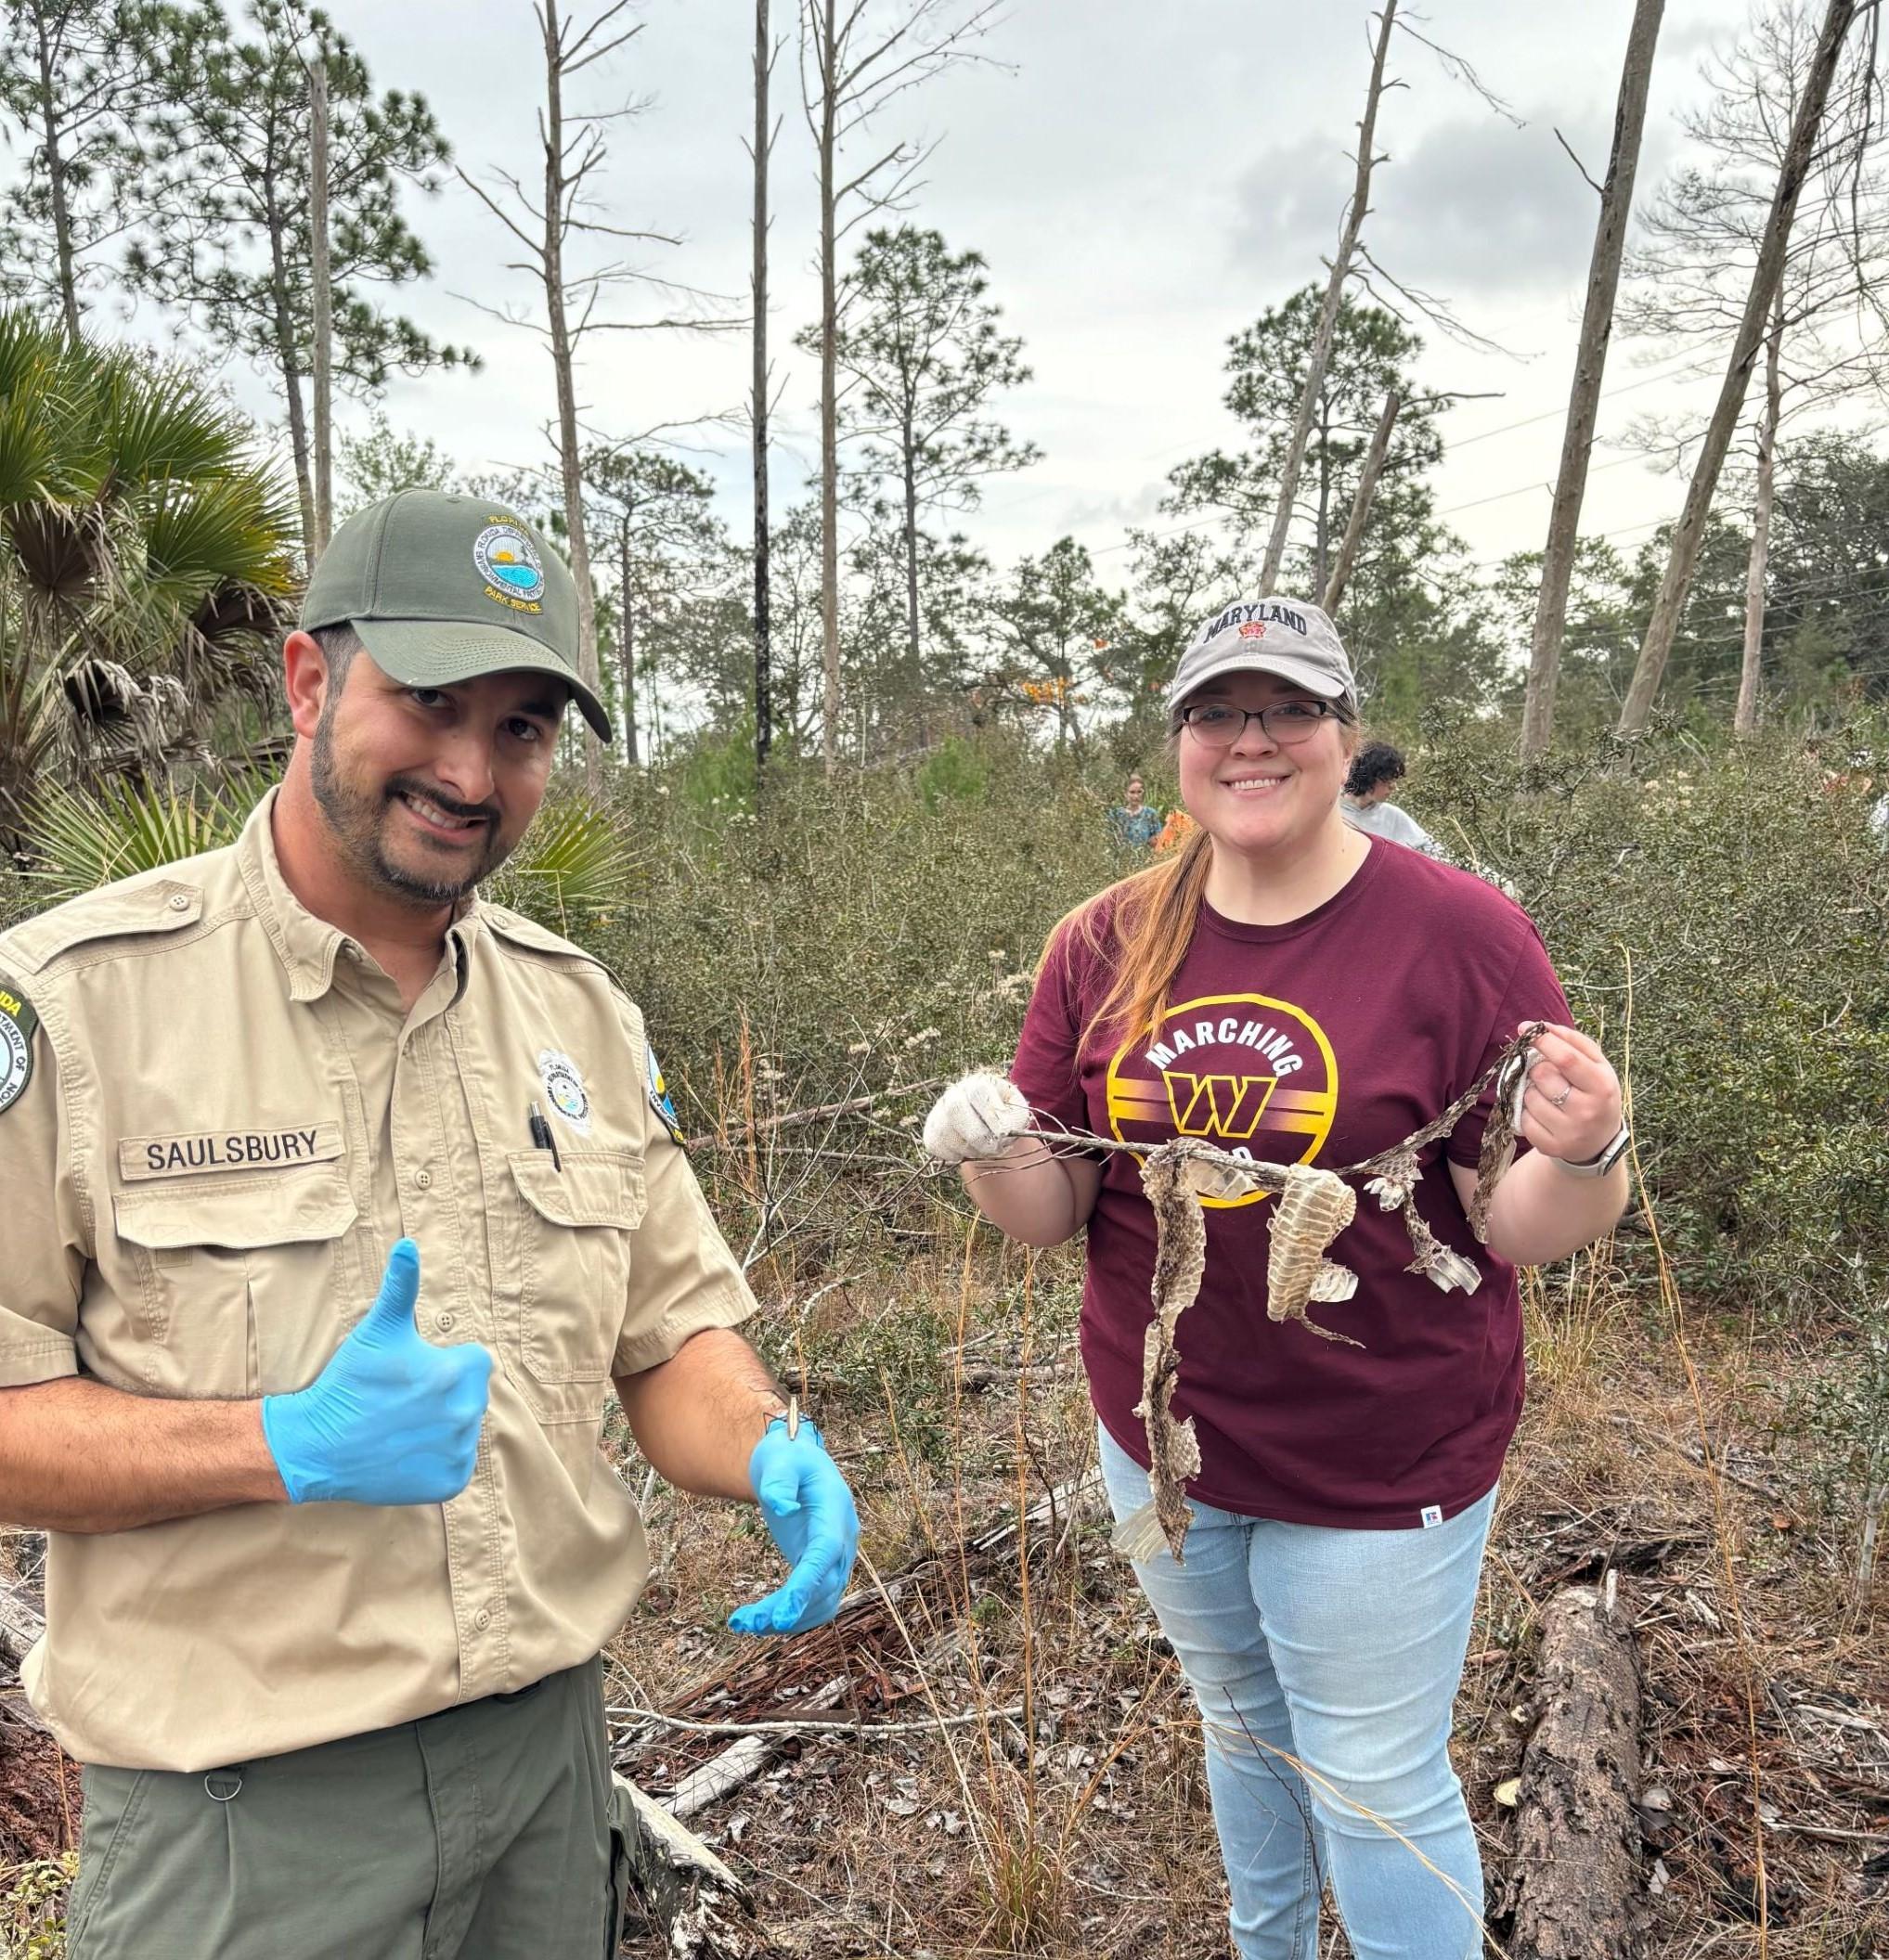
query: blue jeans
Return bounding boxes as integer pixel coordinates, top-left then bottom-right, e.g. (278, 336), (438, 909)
(1096, 1425), (1494, 1960)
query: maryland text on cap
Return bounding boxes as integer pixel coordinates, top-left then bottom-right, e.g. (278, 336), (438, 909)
(301, 489), (614, 741)
(1166, 596), (1355, 716)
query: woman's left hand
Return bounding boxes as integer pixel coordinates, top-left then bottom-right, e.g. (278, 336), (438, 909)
(1516, 1022), (1624, 1164)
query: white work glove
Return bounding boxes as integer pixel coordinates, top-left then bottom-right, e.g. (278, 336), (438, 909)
(923, 1072), (1032, 1164)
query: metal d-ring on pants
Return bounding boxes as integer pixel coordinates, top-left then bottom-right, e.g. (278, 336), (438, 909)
(65, 1656), (631, 1960)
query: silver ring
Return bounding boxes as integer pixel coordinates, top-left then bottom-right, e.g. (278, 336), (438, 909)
(1550, 1086), (1572, 1110)
(204, 1770), (243, 1803)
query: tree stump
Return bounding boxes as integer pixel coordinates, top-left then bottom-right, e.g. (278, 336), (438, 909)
(0, 1579), (45, 1670)
(1507, 1582), (1645, 1960)
(614, 1773), (772, 1958)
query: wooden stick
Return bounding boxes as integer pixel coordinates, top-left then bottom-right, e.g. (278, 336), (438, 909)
(612, 1702), (1023, 1741)
(685, 1077), (944, 1152)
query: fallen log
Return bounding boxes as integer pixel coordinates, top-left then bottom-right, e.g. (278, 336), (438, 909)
(614, 1773), (771, 1957)
(0, 1579), (45, 1670)
(1508, 1581), (1646, 1960)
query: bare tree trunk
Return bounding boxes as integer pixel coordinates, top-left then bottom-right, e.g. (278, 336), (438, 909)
(816, 28), (841, 776)
(32, 9), (82, 345)
(752, 0), (773, 778)
(541, 0), (603, 793)
(1618, 0), (1857, 736)
(1322, 390), (1401, 614)
(619, 517), (639, 766)
(1735, 292), (1784, 736)
(307, 54), (333, 561)
(1259, 0), (1397, 592)
(903, 418), (924, 742)
(1313, 425), (1332, 600)
(265, 196), (318, 554)
(1507, 1585), (1645, 1960)
(1521, 0), (1664, 760)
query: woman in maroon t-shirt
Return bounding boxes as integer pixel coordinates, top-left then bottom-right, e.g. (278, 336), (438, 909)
(924, 599), (1629, 1960)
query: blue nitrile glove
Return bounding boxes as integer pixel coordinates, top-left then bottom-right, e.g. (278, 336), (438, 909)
(260, 1239), (493, 1505)
(729, 1417), (860, 1636)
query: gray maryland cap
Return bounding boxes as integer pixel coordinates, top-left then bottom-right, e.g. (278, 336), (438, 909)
(1165, 597), (1355, 716)
(301, 489), (613, 741)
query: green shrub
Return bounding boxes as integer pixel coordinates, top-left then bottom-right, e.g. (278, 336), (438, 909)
(1415, 719), (1889, 1319)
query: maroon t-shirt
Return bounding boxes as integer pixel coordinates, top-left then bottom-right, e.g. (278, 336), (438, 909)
(1010, 837), (1572, 1529)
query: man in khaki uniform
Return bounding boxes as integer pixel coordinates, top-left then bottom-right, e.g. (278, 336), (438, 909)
(0, 491), (859, 1958)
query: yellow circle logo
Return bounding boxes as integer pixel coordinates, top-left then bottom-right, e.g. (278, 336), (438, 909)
(1103, 993), (1339, 1207)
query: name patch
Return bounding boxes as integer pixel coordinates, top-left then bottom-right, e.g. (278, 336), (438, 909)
(119, 1123), (343, 1182)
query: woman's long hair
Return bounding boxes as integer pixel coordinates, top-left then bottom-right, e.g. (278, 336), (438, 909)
(1042, 822), (1216, 1058)
(1042, 699), (1360, 1057)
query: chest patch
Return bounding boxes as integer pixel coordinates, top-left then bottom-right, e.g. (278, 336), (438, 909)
(0, 977), (37, 1117)
(537, 1048), (592, 1134)
(118, 1123), (344, 1182)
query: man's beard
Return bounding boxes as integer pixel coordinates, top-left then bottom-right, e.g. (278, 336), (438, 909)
(311, 709), (510, 906)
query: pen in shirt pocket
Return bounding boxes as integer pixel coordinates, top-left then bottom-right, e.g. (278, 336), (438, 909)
(528, 1101), (563, 1173)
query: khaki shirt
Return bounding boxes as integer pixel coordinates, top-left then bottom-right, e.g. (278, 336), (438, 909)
(0, 790), (754, 1771)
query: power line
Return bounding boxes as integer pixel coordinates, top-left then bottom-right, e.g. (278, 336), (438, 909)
(1436, 445), (1678, 519)
(1443, 352), (1721, 452)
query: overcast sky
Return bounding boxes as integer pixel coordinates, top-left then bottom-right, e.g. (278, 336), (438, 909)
(21, 0), (1768, 592)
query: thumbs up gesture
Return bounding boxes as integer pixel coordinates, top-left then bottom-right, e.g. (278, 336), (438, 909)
(261, 1239), (493, 1506)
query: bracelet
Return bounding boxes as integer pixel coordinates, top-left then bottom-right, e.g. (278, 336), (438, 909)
(1553, 1123), (1630, 1179)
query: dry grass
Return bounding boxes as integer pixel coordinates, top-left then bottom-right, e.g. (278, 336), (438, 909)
(4, 1221), (1883, 1958)
(602, 1215), (1889, 1960)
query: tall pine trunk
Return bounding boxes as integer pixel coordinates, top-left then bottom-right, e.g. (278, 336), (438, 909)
(1521, 0), (1664, 760)
(1260, 0), (1397, 591)
(751, 0), (772, 779)
(308, 55), (333, 560)
(32, 11), (81, 344)
(618, 517), (640, 765)
(902, 415), (923, 741)
(1619, 0), (1857, 735)
(1735, 295), (1784, 736)
(817, 44), (841, 776)
(541, 0), (603, 793)
(265, 195), (317, 554)
(1323, 389), (1401, 614)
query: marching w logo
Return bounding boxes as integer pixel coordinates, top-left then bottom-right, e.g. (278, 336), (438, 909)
(1164, 1072), (1276, 1140)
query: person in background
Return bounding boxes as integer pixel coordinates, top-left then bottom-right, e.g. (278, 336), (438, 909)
(1107, 773), (1164, 849)
(1341, 741), (1443, 857)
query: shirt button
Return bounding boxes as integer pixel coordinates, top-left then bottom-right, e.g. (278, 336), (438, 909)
(473, 1608), (492, 1631)
(436, 1313), (455, 1333)
(167, 892), (190, 912)
(414, 1168), (433, 1189)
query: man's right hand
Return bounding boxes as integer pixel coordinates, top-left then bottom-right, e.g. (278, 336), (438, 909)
(261, 1239), (492, 1506)
(922, 1072), (1032, 1164)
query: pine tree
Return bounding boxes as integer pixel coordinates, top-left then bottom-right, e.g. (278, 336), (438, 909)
(123, 0), (474, 551)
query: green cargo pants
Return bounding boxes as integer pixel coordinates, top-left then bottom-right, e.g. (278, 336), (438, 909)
(65, 1657), (632, 1960)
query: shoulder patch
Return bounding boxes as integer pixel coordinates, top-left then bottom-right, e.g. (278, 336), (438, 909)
(645, 1042), (685, 1147)
(0, 973), (40, 1116)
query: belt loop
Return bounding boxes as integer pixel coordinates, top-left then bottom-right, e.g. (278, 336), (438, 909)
(204, 1768), (244, 1802)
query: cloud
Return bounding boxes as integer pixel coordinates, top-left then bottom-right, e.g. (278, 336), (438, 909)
(1231, 106), (1675, 305)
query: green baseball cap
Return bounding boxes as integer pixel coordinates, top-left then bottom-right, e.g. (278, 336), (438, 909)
(301, 489), (613, 741)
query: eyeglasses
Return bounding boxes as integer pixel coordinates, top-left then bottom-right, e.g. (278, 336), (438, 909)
(1178, 700), (1344, 747)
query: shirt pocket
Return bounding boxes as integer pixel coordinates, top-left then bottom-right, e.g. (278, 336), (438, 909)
(501, 1148), (646, 1423)
(111, 1168), (361, 1399)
